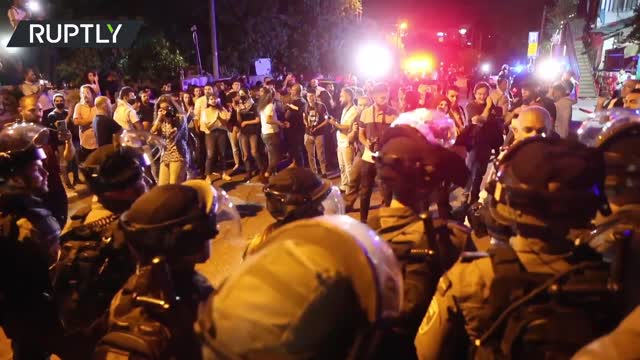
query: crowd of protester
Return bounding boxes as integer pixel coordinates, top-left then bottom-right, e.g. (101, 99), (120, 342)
(2, 60), (640, 359)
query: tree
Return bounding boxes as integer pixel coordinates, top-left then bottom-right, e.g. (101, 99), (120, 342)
(626, 5), (640, 43)
(543, 0), (579, 52)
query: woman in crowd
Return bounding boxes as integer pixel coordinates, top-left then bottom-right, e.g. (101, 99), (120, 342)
(73, 84), (98, 162)
(151, 95), (188, 185)
(201, 93), (232, 181)
(258, 86), (288, 180)
(236, 88), (264, 182)
(180, 91), (195, 121)
(431, 95), (451, 114)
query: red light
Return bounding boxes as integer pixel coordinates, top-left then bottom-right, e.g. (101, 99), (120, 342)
(403, 54), (434, 76)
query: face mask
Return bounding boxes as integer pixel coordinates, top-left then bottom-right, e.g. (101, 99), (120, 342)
(55, 103), (65, 110)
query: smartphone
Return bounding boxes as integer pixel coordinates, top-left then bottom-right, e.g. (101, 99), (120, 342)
(55, 120), (67, 132)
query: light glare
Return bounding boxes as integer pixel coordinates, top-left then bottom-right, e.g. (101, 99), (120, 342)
(356, 43), (393, 79)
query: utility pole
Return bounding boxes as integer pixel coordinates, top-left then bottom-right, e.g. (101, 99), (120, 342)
(210, 0), (220, 79)
(539, 4), (547, 59)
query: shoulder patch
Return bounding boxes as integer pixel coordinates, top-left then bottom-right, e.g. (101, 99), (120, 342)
(437, 274), (452, 295)
(418, 298), (439, 334)
(15, 218), (34, 242)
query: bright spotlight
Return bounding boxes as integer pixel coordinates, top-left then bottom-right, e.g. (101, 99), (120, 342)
(514, 64), (524, 73)
(26, 1), (41, 13)
(481, 63), (491, 73)
(537, 58), (563, 81)
(459, 28), (468, 35)
(356, 43), (393, 79)
(436, 32), (445, 37)
(399, 22), (408, 30)
(403, 54), (433, 76)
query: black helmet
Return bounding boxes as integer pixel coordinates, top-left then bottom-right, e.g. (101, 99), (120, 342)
(487, 136), (610, 231)
(81, 130), (165, 195)
(81, 144), (148, 195)
(375, 108), (468, 214)
(197, 215), (402, 359)
(578, 109), (640, 205)
(0, 122), (48, 184)
(119, 180), (240, 263)
(263, 168), (343, 222)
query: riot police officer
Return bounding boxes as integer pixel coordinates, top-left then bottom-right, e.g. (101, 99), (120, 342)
(368, 108), (472, 357)
(94, 179), (240, 360)
(415, 136), (616, 359)
(0, 122), (64, 359)
(578, 110), (640, 318)
(197, 215), (403, 359)
(244, 167), (344, 257)
(51, 134), (158, 357)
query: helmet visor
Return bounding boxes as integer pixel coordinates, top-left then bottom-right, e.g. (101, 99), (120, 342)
(577, 109), (640, 147)
(391, 108), (458, 148)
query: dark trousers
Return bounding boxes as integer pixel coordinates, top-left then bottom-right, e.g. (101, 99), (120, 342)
(466, 150), (490, 205)
(239, 132), (264, 174)
(262, 132), (281, 175)
(286, 131), (306, 167)
(205, 129), (229, 176)
(359, 160), (392, 222)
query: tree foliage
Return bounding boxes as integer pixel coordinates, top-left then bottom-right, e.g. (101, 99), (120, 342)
(216, 0), (363, 76)
(54, 34), (186, 85)
(626, 5), (640, 43)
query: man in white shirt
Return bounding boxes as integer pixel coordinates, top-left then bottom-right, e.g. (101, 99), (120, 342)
(489, 77), (510, 117)
(329, 87), (358, 192)
(550, 82), (572, 139)
(19, 67), (42, 97)
(193, 85), (215, 128)
(113, 87), (142, 130)
(355, 83), (397, 223)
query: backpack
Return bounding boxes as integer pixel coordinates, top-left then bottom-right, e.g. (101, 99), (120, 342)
(52, 213), (135, 333)
(94, 259), (175, 360)
(94, 258), (213, 360)
(473, 242), (621, 360)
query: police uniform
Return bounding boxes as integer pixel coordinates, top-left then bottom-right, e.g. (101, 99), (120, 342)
(0, 193), (63, 358)
(369, 204), (472, 360)
(585, 205), (640, 318)
(415, 136), (613, 360)
(108, 269), (213, 360)
(414, 236), (575, 359)
(369, 205), (472, 328)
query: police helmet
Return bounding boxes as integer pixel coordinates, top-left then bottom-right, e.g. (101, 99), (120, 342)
(119, 180), (240, 263)
(263, 167), (344, 222)
(0, 122), (48, 184)
(197, 215), (402, 359)
(374, 109), (468, 212)
(81, 130), (165, 194)
(578, 109), (640, 205)
(486, 136), (610, 230)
